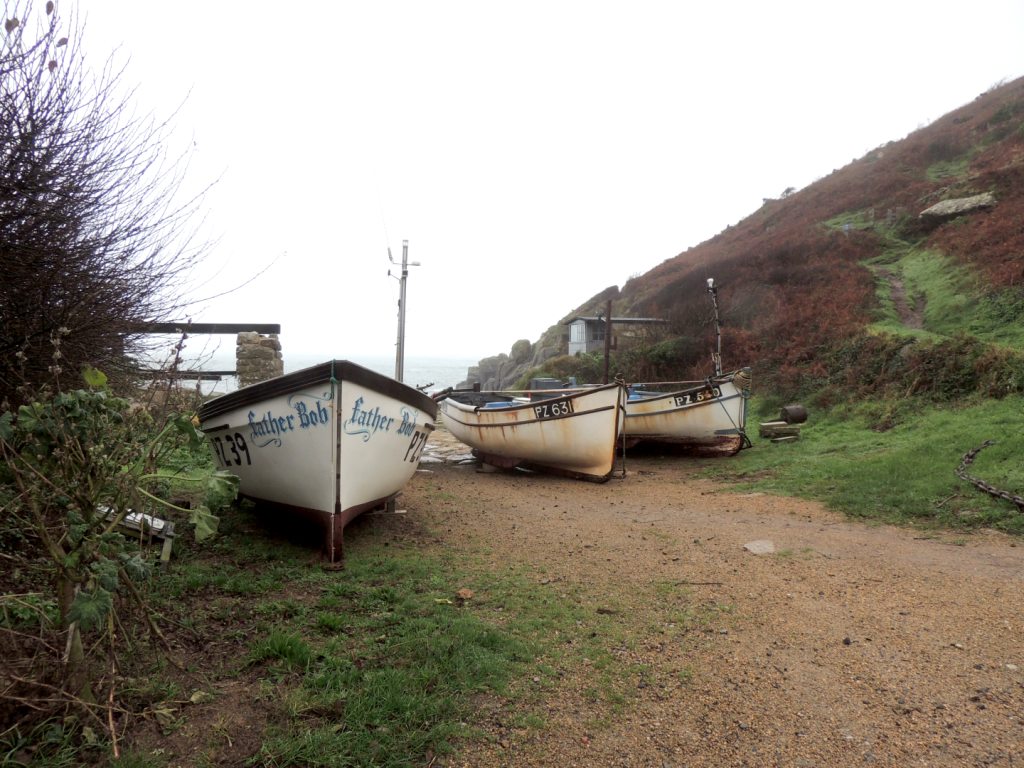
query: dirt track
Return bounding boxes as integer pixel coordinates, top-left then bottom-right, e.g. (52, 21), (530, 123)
(407, 427), (1024, 767)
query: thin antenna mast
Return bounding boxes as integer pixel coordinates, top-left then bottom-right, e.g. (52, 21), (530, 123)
(707, 278), (722, 376)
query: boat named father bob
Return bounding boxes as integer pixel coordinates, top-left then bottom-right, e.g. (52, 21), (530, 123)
(196, 360), (438, 562)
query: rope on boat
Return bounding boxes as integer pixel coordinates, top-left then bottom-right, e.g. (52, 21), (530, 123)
(329, 360), (339, 400)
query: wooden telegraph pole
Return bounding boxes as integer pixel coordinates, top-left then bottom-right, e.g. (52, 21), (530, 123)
(603, 299), (612, 385)
(389, 240), (420, 383)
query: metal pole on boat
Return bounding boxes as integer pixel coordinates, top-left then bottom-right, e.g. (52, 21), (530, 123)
(391, 240), (420, 383)
(707, 278), (722, 376)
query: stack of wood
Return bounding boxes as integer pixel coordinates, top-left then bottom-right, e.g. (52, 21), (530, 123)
(760, 404), (807, 443)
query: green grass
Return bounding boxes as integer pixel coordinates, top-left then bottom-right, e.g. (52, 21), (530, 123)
(926, 156), (971, 181)
(709, 395), (1024, 533)
(845, 213), (1024, 349)
(133, 498), (720, 768)
(822, 209), (877, 231)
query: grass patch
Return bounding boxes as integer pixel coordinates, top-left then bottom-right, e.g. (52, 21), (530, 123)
(114, 493), (720, 767)
(822, 209), (876, 231)
(926, 156), (971, 181)
(863, 239), (1024, 349)
(712, 395), (1024, 533)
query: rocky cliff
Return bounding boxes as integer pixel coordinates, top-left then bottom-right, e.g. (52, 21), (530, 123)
(457, 327), (567, 390)
(457, 285), (627, 390)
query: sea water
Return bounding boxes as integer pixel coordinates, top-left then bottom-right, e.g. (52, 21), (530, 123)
(192, 353), (477, 396)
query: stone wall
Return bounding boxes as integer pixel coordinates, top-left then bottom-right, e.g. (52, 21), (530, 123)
(236, 332), (283, 387)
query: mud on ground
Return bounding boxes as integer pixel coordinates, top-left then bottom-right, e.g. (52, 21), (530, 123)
(409, 426), (1024, 767)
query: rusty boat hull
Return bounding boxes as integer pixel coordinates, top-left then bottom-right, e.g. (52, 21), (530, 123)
(437, 383), (626, 480)
(623, 369), (750, 457)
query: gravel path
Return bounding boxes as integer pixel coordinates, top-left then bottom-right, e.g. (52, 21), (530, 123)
(408, 428), (1024, 767)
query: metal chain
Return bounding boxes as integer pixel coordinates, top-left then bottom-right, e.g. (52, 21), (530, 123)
(955, 440), (1024, 511)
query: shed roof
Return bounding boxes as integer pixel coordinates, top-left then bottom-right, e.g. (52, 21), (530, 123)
(565, 316), (667, 326)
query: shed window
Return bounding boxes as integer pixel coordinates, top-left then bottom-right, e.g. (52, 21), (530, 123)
(570, 323), (586, 343)
(591, 326), (606, 341)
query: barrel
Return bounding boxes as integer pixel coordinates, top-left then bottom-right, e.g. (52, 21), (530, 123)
(780, 404), (808, 424)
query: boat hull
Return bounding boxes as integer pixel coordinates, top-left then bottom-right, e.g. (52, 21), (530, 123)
(197, 361), (437, 561)
(624, 375), (749, 457)
(438, 383), (626, 480)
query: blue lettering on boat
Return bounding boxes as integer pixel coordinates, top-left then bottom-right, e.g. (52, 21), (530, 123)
(247, 396), (331, 449)
(344, 397), (396, 442)
(396, 407), (419, 437)
(295, 400), (330, 428)
(248, 409), (287, 448)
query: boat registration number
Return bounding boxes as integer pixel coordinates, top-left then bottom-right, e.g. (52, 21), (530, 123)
(533, 399), (574, 420)
(211, 432), (252, 468)
(404, 430), (429, 463)
(673, 387), (721, 408)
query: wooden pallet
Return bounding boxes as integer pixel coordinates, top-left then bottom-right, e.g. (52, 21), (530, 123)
(105, 510), (176, 571)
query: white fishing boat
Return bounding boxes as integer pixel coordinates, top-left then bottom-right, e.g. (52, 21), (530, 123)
(435, 382), (626, 480)
(196, 360), (438, 561)
(623, 368), (751, 456)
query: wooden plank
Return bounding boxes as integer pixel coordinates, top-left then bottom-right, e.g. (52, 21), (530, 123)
(760, 422), (801, 438)
(140, 370), (228, 380)
(159, 522), (175, 571)
(129, 323), (281, 335)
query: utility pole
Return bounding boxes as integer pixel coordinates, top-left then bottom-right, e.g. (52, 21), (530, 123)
(390, 240), (420, 383)
(603, 299), (612, 385)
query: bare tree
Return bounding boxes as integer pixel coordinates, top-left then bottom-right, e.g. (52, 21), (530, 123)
(0, 1), (213, 406)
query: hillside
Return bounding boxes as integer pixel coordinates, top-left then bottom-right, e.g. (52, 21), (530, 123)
(463, 76), (1024, 403)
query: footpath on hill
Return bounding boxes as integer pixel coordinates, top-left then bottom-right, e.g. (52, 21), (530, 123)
(409, 427), (1024, 768)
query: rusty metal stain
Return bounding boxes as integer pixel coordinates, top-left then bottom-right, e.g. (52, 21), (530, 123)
(441, 385), (624, 478)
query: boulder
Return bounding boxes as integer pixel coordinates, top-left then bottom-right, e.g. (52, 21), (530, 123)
(919, 192), (996, 223)
(510, 339), (533, 364)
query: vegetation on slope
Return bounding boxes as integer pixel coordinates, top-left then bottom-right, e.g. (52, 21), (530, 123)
(521, 76), (1024, 406)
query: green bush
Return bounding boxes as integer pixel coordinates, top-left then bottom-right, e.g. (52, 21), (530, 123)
(0, 369), (238, 718)
(990, 99), (1024, 124)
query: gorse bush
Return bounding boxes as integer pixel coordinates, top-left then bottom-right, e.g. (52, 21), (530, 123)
(757, 332), (1024, 411)
(990, 99), (1024, 124)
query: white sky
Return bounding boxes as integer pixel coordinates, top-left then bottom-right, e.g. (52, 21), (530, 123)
(77, 1), (1024, 362)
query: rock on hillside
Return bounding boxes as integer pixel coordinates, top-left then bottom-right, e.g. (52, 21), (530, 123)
(457, 284), (637, 390)
(918, 192), (997, 226)
(458, 326), (568, 390)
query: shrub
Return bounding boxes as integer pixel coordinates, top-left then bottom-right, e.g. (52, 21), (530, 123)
(0, 366), (237, 731)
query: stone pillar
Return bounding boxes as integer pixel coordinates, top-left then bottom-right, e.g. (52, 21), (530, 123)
(236, 332), (283, 387)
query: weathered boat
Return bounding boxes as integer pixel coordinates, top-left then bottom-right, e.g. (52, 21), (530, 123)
(435, 382), (626, 480)
(623, 368), (751, 456)
(196, 360), (438, 561)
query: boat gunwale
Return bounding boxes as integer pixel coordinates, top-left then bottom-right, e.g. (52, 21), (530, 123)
(441, 381), (622, 414)
(442, 403), (617, 429)
(625, 390), (745, 419)
(196, 360), (439, 422)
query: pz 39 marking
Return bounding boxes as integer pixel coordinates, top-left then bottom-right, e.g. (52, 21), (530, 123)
(211, 432), (252, 467)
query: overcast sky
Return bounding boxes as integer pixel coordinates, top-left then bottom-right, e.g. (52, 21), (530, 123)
(77, 1), (1024, 364)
